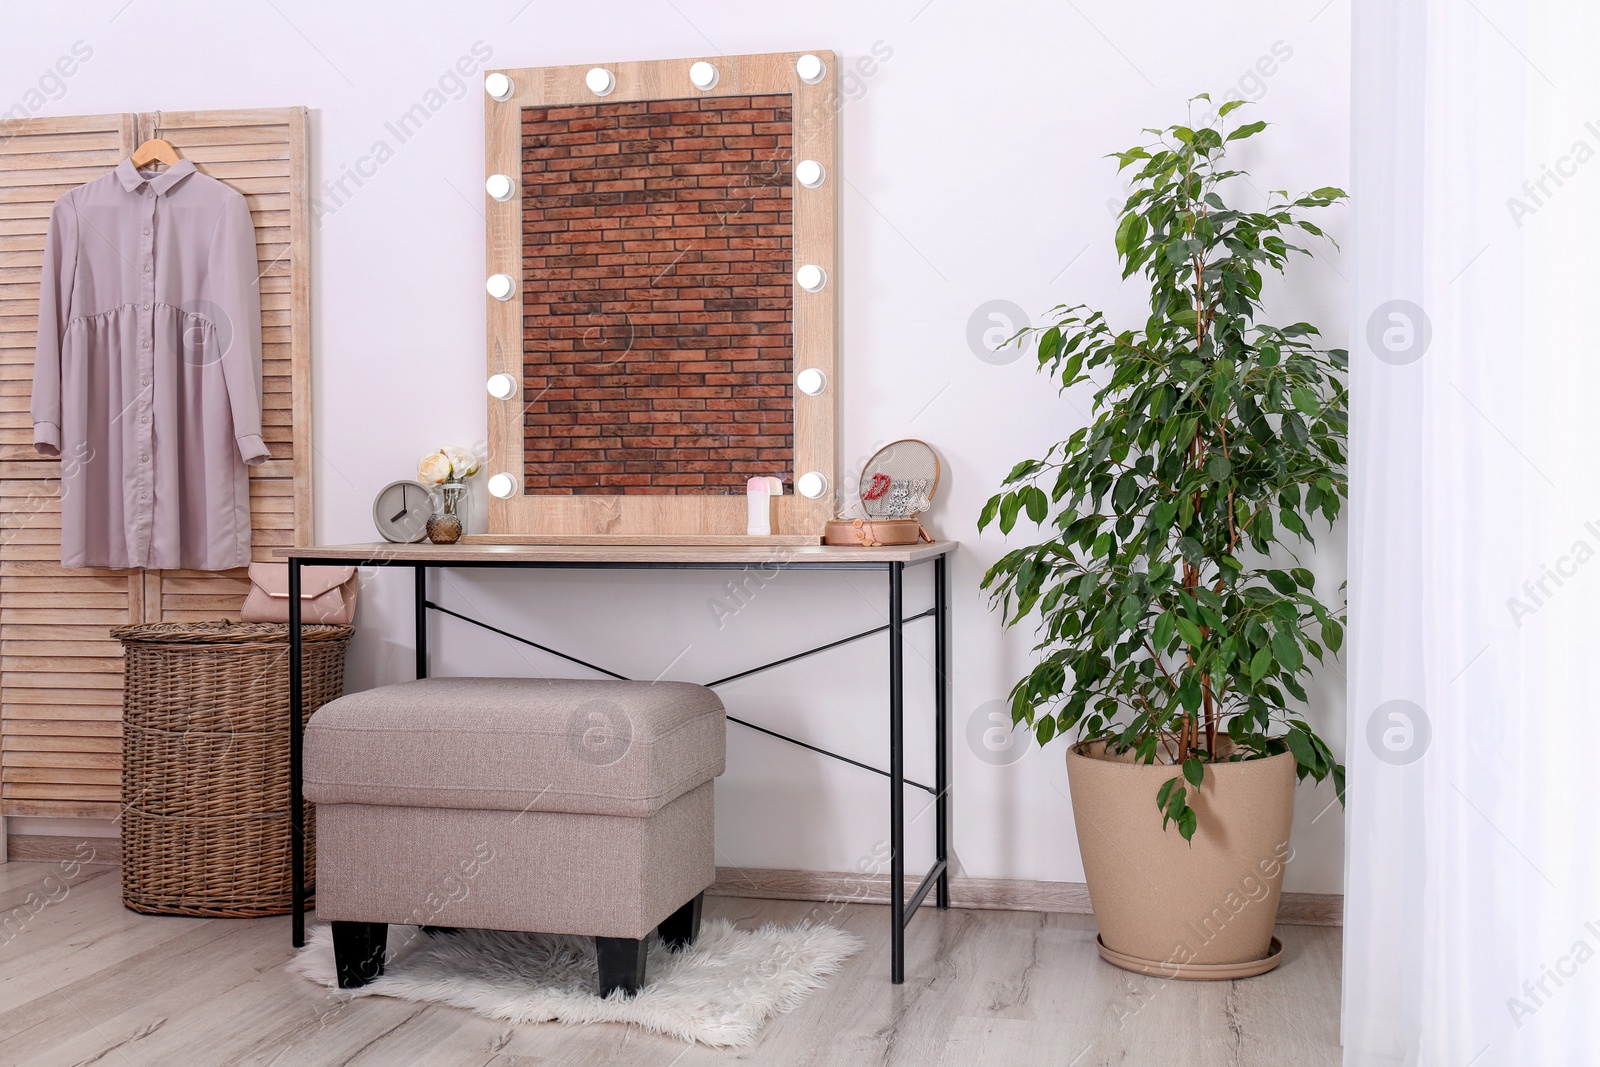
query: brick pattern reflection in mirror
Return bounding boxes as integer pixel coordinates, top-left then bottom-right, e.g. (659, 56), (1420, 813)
(520, 96), (794, 495)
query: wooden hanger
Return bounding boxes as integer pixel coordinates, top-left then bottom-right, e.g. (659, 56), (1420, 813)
(130, 137), (180, 169)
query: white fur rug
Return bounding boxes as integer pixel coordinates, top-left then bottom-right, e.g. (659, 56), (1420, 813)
(288, 919), (863, 1047)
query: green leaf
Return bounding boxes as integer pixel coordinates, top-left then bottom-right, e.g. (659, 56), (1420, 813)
(1023, 485), (1049, 523)
(1178, 673), (1202, 712)
(1270, 629), (1303, 673)
(1113, 147), (1152, 170)
(1175, 616), (1205, 648)
(1153, 611), (1176, 651)
(1291, 386), (1322, 416)
(999, 492), (1023, 534)
(1284, 726), (1317, 771)
(1322, 618), (1344, 653)
(1249, 645), (1273, 685)
(1035, 716), (1056, 745)
(1282, 412), (1309, 447)
(1206, 454), (1232, 481)
(1038, 326), (1062, 363)
(1178, 807), (1197, 841)
(1005, 458), (1042, 482)
(978, 494), (1001, 531)
(1225, 120), (1268, 142)
(1217, 98), (1249, 118)
(1113, 476), (1139, 511)
(1183, 757), (1204, 788)
(1115, 212), (1147, 257)
(1165, 783), (1187, 817)
(1266, 570), (1297, 595)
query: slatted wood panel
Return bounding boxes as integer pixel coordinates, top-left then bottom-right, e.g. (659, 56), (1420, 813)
(144, 108), (311, 561)
(0, 116), (142, 821)
(0, 473), (139, 813)
(0, 114), (138, 458)
(0, 109), (311, 822)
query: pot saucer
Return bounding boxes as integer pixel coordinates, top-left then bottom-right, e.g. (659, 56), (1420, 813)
(1095, 935), (1284, 980)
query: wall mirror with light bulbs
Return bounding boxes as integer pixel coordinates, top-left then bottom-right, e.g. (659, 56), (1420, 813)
(480, 51), (839, 543)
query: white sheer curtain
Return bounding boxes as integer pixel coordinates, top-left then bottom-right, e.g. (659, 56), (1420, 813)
(1348, 1), (1600, 1063)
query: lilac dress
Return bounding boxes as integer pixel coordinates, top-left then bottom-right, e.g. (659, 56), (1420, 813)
(31, 158), (268, 570)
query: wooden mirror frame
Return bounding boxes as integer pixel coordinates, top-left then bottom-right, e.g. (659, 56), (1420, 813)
(482, 51), (838, 543)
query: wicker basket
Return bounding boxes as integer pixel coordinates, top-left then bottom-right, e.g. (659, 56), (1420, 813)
(112, 621), (353, 918)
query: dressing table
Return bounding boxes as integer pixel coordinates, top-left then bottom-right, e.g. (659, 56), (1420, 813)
(286, 49), (951, 983)
(280, 539), (954, 984)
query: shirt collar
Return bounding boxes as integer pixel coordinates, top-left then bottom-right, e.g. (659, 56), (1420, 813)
(115, 158), (197, 196)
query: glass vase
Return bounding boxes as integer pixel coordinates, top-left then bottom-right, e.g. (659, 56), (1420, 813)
(425, 481), (465, 545)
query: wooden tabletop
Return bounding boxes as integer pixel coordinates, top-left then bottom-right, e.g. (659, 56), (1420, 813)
(274, 540), (957, 565)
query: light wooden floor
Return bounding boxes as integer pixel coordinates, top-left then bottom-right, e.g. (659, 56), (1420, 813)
(0, 861), (1342, 1066)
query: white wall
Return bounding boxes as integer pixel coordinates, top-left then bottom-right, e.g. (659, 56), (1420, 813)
(2, 0), (1350, 891)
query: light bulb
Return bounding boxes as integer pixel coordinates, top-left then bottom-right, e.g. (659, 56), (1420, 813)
(486, 274), (516, 301)
(796, 54), (825, 84)
(689, 61), (719, 91)
(487, 472), (517, 499)
(485, 73), (514, 101)
(795, 264), (827, 292)
(796, 368), (827, 396)
(487, 373), (517, 399)
(585, 67), (615, 96)
(796, 471), (829, 499)
(795, 159), (825, 188)
(485, 174), (515, 201)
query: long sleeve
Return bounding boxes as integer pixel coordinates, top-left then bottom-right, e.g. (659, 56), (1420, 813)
(209, 192), (269, 466)
(30, 196), (77, 457)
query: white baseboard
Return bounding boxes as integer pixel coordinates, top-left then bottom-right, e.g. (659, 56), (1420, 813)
(710, 867), (1343, 927)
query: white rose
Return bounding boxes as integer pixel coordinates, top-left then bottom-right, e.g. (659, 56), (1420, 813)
(417, 451), (452, 485)
(442, 445), (480, 480)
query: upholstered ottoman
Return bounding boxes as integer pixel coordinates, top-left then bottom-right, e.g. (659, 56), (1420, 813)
(302, 677), (724, 995)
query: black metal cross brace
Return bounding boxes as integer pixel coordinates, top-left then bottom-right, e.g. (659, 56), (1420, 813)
(425, 598), (940, 795)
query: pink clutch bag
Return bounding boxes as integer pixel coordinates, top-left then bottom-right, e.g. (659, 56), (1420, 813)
(240, 562), (359, 625)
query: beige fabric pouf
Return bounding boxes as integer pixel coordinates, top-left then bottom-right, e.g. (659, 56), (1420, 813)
(302, 677), (725, 995)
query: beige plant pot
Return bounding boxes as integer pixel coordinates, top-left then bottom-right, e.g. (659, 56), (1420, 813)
(1065, 739), (1297, 979)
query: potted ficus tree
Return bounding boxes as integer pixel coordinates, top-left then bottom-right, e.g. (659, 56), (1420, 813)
(979, 97), (1347, 979)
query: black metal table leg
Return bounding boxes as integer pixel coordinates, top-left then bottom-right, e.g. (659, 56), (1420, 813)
(889, 561), (905, 983)
(289, 557), (305, 948)
(935, 554), (950, 909)
(414, 565), (428, 680)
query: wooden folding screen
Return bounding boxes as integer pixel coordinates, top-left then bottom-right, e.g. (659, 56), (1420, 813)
(0, 108), (311, 823)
